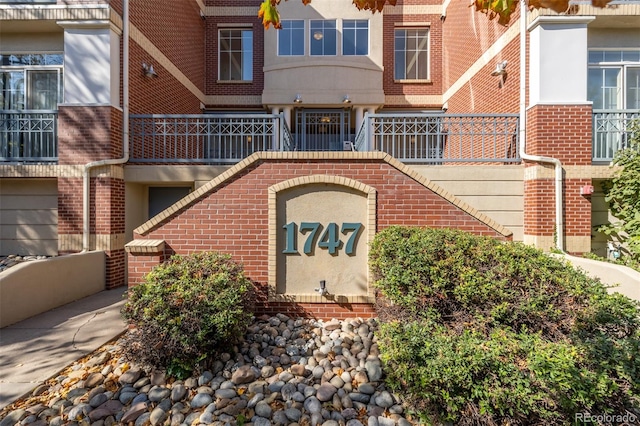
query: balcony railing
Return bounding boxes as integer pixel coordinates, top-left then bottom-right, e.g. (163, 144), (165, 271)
(129, 112), (521, 164)
(129, 113), (291, 163)
(593, 110), (640, 162)
(0, 110), (58, 162)
(355, 113), (520, 163)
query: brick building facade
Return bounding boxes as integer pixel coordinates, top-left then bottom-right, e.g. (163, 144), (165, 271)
(1, 0), (639, 314)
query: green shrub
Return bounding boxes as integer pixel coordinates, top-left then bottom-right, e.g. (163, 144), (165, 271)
(121, 252), (254, 377)
(370, 226), (640, 425)
(598, 120), (640, 264)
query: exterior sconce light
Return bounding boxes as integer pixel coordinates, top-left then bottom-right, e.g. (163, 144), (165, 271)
(342, 95), (351, 104)
(142, 63), (158, 78)
(491, 60), (508, 77)
(294, 94), (302, 104)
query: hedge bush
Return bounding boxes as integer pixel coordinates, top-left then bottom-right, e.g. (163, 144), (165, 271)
(121, 252), (254, 377)
(370, 226), (640, 425)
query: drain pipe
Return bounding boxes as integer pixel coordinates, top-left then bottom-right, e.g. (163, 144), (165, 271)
(82, 0), (130, 252)
(518, 0), (565, 252)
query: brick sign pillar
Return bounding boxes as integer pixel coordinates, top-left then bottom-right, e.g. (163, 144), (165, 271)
(524, 16), (594, 254)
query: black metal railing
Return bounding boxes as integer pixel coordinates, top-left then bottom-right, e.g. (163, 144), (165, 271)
(0, 110), (58, 162)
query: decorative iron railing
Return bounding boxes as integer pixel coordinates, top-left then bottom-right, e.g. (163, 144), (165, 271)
(129, 113), (291, 163)
(593, 110), (640, 162)
(0, 110), (58, 162)
(355, 113), (520, 163)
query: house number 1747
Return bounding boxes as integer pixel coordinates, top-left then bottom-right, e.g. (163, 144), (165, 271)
(282, 222), (363, 255)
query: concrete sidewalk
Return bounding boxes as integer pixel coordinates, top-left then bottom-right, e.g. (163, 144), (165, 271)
(0, 288), (127, 410)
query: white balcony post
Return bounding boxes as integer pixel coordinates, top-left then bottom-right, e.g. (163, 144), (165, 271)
(271, 106), (280, 151)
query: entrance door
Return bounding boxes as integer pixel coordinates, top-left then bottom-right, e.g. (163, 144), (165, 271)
(295, 109), (352, 151)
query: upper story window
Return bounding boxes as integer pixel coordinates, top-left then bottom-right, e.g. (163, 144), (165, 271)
(219, 29), (253, 82)
(343, 20), (368, 56)
(0, 53), (63, 110)
(588, 49), (640, 110)
(278, 20), (305, 56)
(394, 28), (429, 81)
(310, 20), (336, 56)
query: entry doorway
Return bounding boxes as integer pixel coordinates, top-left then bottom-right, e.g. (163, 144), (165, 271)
(294, 109), (353, 151)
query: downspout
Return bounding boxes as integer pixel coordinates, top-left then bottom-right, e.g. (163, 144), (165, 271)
(82, 0), (130, 252)
(518, 0), (565, 252)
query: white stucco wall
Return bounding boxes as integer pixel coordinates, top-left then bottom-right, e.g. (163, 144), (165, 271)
(59, 22), (119, 106)
(528, 16), (594, 105)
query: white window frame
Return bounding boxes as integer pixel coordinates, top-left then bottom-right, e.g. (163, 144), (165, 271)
(342, 19), (369, 56)
(309, 20), (337, 57)
(218, 27), (253, 82)
(278, 20), (305, 57)
(0, 53), (64, 110)
(394, 26), (430, 82)
(588, 49), (640, 110)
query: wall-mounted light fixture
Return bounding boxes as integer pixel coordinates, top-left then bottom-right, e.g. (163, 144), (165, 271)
(247, 135), (253, 144)
(342, 95), (351, 104)
(491, 60), (508, 77)
(142, 63), (158, 78)
(293, 94), (302, 104)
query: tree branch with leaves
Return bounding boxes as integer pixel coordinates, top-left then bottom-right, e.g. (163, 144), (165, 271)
(259, 0), (614, 28)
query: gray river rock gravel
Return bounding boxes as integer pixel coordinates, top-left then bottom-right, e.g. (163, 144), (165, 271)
(0, 315), (418, 426)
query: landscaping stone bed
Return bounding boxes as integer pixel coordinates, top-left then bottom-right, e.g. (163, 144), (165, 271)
(0, 315), (417, 426)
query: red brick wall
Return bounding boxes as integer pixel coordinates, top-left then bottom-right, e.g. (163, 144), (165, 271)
(526, 104), (593, 165)
(523, 178), (555, 235)
(128, 158), (510, 317)
(441, 1), (522, 114)
(524, 105), (594, 248)
(58, 106), (123, 165)
(58, 177), (84, 235)
(106, 249), (126, 288)
(382, 10), (443, 108)
(564, 178), (593, 240)
(205, 15), (265, 105)
(128, 42), (202, 114)
(58, 175), (124, 235)
(127, 252), (168, 285)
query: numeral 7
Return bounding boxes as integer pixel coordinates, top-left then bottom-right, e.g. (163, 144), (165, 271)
(341, 223), (362, 255)
(299, 222), (321, 255)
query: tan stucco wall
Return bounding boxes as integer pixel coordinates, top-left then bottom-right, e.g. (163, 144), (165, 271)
(275, 183), (370, 299)
(261, 0), (384, 107)
(410, 165), (525, 241)
(0, 179), (58, 256)
(0, 32), (64, 52)
(588, 28), (640, 48)
(0, 251), (105, 327)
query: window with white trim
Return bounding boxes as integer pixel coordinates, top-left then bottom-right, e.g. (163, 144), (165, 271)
(394, 28), (429, 81)
(343, 20), (368, 56)
(218, 29), (253, 81)
(278, 20), (305, 56)
(588, 49), (640, 110)
(310, 20), (336, 56)
(0, 54), (64, 110)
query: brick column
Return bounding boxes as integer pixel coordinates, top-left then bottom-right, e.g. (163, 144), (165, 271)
(524, 16), (595, 254)
(57, 105), (126, 288)
(524, 105), (593, 254)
